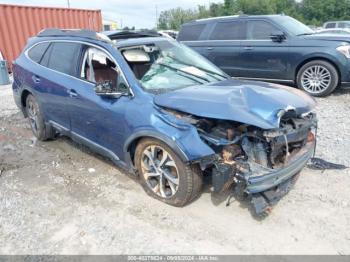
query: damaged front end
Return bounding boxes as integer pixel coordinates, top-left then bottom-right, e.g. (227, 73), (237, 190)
(165, 108), (317, 216)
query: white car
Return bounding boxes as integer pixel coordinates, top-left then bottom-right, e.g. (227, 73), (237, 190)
(323, 21), (350, 30)
(316, 28), (350, 35)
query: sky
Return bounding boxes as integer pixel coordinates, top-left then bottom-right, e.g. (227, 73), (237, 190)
(0, 0), (217, 28)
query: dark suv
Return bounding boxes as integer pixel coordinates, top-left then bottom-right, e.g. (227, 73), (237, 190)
(178, 15), (350, 96)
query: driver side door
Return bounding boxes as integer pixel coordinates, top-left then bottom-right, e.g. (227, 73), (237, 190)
(238, 19), (290, 80)
(68, 45), (131, 160)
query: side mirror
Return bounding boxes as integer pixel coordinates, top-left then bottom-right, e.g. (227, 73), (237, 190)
(95, 81), (128, 98)
(270, 31), (286, 42)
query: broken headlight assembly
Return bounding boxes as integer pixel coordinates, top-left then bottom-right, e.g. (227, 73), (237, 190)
(157, 108), (194, 130)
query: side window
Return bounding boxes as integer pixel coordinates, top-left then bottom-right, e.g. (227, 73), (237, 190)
(178, 24), (206, 41)
(338, 22), (350, 29)
(40, 43), (52, 67)
(28, 42), (50, 63)
(325, 22), (336, 29)
(81, 47), (120, 90)
(46, 42), (81, 75)
(209, 21), (243, 40)
(247, 20), (278, 40)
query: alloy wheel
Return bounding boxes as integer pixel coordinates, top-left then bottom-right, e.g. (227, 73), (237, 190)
(141, 145), (179, 198)
(27, 99), (39, 135)
(301, 65), (331, 94)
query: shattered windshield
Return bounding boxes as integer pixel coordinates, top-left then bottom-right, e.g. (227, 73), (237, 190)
(120, 40), (228, 93)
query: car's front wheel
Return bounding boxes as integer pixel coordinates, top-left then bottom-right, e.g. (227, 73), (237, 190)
(135, 138), (202, 206)
(296, 60), (339, 97)
(25, 94), (55, 141)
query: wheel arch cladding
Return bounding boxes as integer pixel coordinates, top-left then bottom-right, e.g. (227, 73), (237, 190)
(124, 132), (190, 165)
(295, 57), (341, 84)
(21, 89), (32, 117)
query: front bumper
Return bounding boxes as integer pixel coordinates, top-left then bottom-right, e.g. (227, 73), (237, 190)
(246, 141), (314, 194)
(246, 142), (315, 194)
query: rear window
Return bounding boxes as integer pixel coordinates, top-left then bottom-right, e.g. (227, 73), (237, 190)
(209, 21), (243, 40)
(46, 42), (81, 75)
(28, 42), (50, 63)
(178, 24), (206, 41)
(325, 22), (336, 29)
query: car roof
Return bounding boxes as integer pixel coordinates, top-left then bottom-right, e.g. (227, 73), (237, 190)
(28, 29), (172, 50)
(37, 28), (111, 42)
(324, 21), (350, 24)
(186, 14), (285, 24)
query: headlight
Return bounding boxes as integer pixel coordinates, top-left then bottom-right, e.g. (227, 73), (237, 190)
(158, 110), (191, 130)
(336, 45), (350, 58)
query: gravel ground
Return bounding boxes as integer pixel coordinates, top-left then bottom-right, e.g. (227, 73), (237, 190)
(0, 82), (350, 255)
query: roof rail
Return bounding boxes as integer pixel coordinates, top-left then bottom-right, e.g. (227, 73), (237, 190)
(195, 15), (239, 22)
(37, 28), (111, 42)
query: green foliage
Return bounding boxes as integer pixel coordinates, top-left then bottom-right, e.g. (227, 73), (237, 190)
(301, 0), (350, 25)
(157, 0), (350, 30)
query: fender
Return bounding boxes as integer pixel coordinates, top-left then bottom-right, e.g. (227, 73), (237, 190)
(123, 129), (190, 163)
(293, 52), (344, 78)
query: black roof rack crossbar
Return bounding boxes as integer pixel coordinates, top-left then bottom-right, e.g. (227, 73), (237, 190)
(38, 28), (98, 40)
(105, 30), (162, 40)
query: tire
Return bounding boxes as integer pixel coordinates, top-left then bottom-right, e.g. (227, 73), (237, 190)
(135, 138), (203, 207)
(296, 60), (339, 97)
(25, 94), (55, 141)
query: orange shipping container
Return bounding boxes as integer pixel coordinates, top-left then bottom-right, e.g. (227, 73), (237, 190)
(0, 4), (102, 69)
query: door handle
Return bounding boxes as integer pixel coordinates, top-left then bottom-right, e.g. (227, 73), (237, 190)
(32, 75), (41, 84)
(68, 89), (78, 98)
(244, 46), (254, 50)
(206, 47), (214, 50)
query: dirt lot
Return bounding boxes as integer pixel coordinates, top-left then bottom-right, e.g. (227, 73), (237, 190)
(0, 81), (350, 255)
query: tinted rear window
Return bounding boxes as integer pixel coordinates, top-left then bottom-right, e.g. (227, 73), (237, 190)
(178, 24), (206, 41)
(46, 42), (81, 75)
(209, 21), (243, 40)
(28, 42), (50, 63)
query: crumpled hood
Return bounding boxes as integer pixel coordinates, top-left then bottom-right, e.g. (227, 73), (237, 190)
(154, 79), (316, 129)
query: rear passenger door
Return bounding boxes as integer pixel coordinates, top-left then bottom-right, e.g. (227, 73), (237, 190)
(37, 42), (82, 130)
(201, 20), (245, 77)
(238, 19), (290, 80)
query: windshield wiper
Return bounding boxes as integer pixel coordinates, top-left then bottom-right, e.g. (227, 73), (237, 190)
(156, 62), (210, 83)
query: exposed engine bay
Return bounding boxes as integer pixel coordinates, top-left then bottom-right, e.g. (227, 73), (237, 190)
(164, 108), (317, 216)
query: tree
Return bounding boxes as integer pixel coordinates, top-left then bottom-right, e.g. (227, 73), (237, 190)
(157, 0), (350, 30)
(301, 0), (350, 25)
(158, 7), (198, 30)
(234, 0), (275, 15)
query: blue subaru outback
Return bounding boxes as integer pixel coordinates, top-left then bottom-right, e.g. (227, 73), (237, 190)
(12, 29), (317, 215)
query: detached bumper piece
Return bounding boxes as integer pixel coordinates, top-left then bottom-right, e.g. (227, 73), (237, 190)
(250, 173), (300, 216)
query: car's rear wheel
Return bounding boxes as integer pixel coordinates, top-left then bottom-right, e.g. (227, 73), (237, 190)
(296, 60), (339, 97)
(135, 138), (202, 206)
(25, 94), (55, 141)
